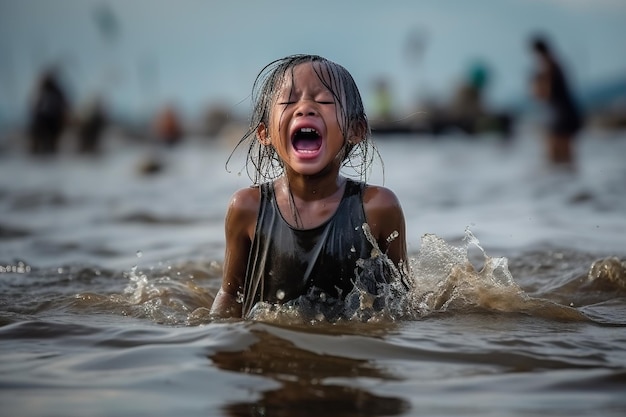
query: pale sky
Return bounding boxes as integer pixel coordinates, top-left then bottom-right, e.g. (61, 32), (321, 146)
(1, 0), (625, 124)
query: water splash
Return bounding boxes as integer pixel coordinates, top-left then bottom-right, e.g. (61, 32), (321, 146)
(588, 257), (626, 290)
(79, 229), (595, 326)
(407, 229), (590, 321)
(82, 260), (222, 325)
(248, 228), (589, 324)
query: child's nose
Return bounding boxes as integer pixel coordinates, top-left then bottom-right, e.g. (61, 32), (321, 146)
(295, 100), (318, 117)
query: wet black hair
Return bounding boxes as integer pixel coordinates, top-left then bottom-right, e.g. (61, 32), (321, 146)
(226, 54), (380, 185)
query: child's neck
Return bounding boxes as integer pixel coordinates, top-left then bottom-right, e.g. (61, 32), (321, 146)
(276, 173), (347, 229)
(281, 172), (345, 202)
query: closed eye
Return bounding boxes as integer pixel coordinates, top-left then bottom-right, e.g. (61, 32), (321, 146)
(278, 100), (333, 105)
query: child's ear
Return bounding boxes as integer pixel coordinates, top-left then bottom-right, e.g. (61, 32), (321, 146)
(348, 120), (367, 144)
(256, 123), (271, 146)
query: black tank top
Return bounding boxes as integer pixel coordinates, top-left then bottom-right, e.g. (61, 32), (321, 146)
(242, 179), (375, 316)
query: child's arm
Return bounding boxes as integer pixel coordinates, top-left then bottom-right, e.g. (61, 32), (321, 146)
(363, 185), (408, 269)
(210, 187), (258, 318)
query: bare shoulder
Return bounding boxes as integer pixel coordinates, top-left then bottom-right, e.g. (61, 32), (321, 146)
(227, 186), (260, 216)
(362, 184), (407, 266)
(362, 184), (402, 210)
(225, 186), (261, 238)
(362, 184), (405, 235)
(229, 186), (260, 208)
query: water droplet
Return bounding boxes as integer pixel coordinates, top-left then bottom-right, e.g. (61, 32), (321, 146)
(276, 289), (285, 300)
(386, 230), (399, 243)
(136, 250), (143, 258)
(16, 262), (29, 274)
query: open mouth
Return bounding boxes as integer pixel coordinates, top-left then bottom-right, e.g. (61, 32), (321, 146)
(292, 127), (322, 153)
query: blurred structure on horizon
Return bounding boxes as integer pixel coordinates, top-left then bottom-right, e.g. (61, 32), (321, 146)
(582, 76), (626, 130)
(370, 59), (514, 139)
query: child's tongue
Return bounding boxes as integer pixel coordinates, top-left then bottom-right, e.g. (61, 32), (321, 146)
(293, 137), (322, 152)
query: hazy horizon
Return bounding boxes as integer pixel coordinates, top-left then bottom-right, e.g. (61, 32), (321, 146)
(1, 0), (625, 126)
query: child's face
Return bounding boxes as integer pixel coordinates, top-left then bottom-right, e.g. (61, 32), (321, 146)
(259, 62), (348, 178)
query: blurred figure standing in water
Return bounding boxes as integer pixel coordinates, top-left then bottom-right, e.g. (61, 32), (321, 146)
(154, 104), (183, 146)
(372, 77), (394, 122)
(77, 96), (107, 155)
(529, 34), (583, 169)
(27, 69), (70, 155)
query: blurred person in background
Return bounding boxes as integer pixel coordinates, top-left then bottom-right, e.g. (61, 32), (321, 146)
(27, 68), (71, 155)
(77, 96), (107, 155)
(372, 77), (394, 122)
(154, 104), (183, 146)
(529, 34), (583, 169)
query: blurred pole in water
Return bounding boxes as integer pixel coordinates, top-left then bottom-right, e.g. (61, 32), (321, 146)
(404, 26), (429, 113)
(138, 54), (160, 135)
(77, 2), (121, 155)
(93, 3), (121, 44)
(0, 49), (16, 136)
